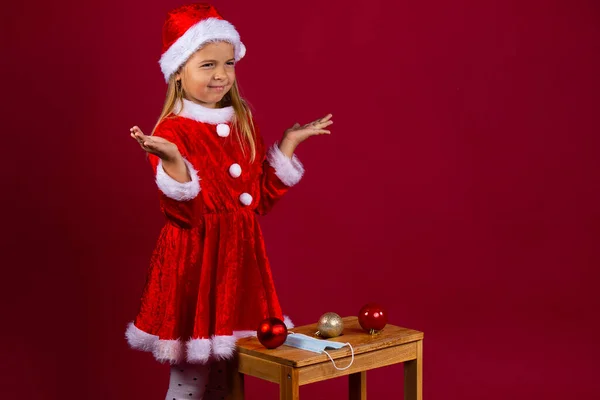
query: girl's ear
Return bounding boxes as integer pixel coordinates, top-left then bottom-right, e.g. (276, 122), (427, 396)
(175, 66), (183, 82)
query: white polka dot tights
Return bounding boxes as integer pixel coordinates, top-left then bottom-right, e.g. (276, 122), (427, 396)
(165, 363), (210, 400)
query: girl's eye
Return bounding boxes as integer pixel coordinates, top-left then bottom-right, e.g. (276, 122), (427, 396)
(226, 61), (235, 66)
(201, 63), (213, 68)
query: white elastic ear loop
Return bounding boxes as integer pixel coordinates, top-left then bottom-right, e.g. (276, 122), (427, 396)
(323, 343), (355, 371)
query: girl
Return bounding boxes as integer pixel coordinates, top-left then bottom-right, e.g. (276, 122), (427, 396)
(126, 3), (332, 399)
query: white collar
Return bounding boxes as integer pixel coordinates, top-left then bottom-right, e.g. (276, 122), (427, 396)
(174, 98), (234, 124)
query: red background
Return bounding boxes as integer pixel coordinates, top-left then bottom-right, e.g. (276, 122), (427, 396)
(3, 0), (599, 398)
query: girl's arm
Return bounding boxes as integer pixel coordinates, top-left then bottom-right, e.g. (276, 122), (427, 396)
(255, 114), (333, 215)
(159, 154), (190, 183)
(255, 141), (304, 216)
(130, 125), (200, 202)
(278, 114), (333, 157)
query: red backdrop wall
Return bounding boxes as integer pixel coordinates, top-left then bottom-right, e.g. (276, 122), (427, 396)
(3, 0), (599, 398)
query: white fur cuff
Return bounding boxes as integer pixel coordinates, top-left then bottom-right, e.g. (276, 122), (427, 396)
(267, 143), (304, 187)
(156, 158), (201, 201)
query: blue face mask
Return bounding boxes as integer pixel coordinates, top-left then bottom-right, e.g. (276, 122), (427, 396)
(284, 333), (355, 370)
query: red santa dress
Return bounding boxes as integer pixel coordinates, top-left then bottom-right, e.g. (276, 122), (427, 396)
(126, 99), (301, 364)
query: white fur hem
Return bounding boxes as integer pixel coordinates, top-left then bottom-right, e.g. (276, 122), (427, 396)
(125, 323), (184, 364)
(125, 322), (158, 351)
(156, 157), (200, 201)
(211, 335), (237, 360)
(267, 143), (304, 187)
(283, 315), (295, 329)
(160, 18), (246, 82)
(153, 339), (184, 364)
(210, 316), (293, 359)
(186, 338), (212, 364)
(126, 318), (294, 364)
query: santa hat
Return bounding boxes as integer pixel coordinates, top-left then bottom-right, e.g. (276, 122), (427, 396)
(159, 3), (246, 82)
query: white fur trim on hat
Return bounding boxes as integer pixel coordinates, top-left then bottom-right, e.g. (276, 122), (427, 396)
(156, 157), (201, 201)
(267, 143), (305, 187)
(160, 18), (246, 82)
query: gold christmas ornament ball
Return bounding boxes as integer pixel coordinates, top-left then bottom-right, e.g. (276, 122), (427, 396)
(316, 312), (344, 338)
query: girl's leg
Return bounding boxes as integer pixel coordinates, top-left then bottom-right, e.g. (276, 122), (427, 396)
(165, 363), (210, 400)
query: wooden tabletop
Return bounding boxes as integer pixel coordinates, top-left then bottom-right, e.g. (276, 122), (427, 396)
(236, 316), (424, 367)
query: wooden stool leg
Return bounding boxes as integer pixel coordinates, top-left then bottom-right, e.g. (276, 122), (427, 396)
(349, 371), (367, 400)
(280, 365), (299, 400)
(226, 357), (245, 400)
(404, 339), (423, 400)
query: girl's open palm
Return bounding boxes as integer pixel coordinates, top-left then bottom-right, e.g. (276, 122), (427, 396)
(130, 126), (180, 161)
(283, 114), (333, 145)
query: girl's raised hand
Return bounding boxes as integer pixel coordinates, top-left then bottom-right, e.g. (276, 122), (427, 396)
(130, 126), (180, 161)
(282, 114), (333, 146)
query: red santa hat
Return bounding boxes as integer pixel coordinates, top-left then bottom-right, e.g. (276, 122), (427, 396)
(159, 3), (246, 82)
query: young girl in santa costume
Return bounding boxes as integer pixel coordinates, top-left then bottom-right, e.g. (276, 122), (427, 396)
(126, 3), (332, 399)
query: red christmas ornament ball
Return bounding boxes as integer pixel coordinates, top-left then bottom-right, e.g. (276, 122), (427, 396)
(257, 317), (288, 349)
(358, 303), (388, 332)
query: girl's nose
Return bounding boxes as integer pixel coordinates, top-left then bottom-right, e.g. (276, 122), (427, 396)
(214, 66), (227, 79)
(214, 68), (226, 80)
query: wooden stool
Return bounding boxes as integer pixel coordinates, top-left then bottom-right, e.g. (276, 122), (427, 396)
(227, 316), (423, 400)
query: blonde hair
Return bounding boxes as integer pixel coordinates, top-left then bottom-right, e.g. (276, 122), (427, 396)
(152, 72), (257, 162)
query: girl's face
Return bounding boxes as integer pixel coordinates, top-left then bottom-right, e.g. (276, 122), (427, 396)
(177, 41), (236, 108)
